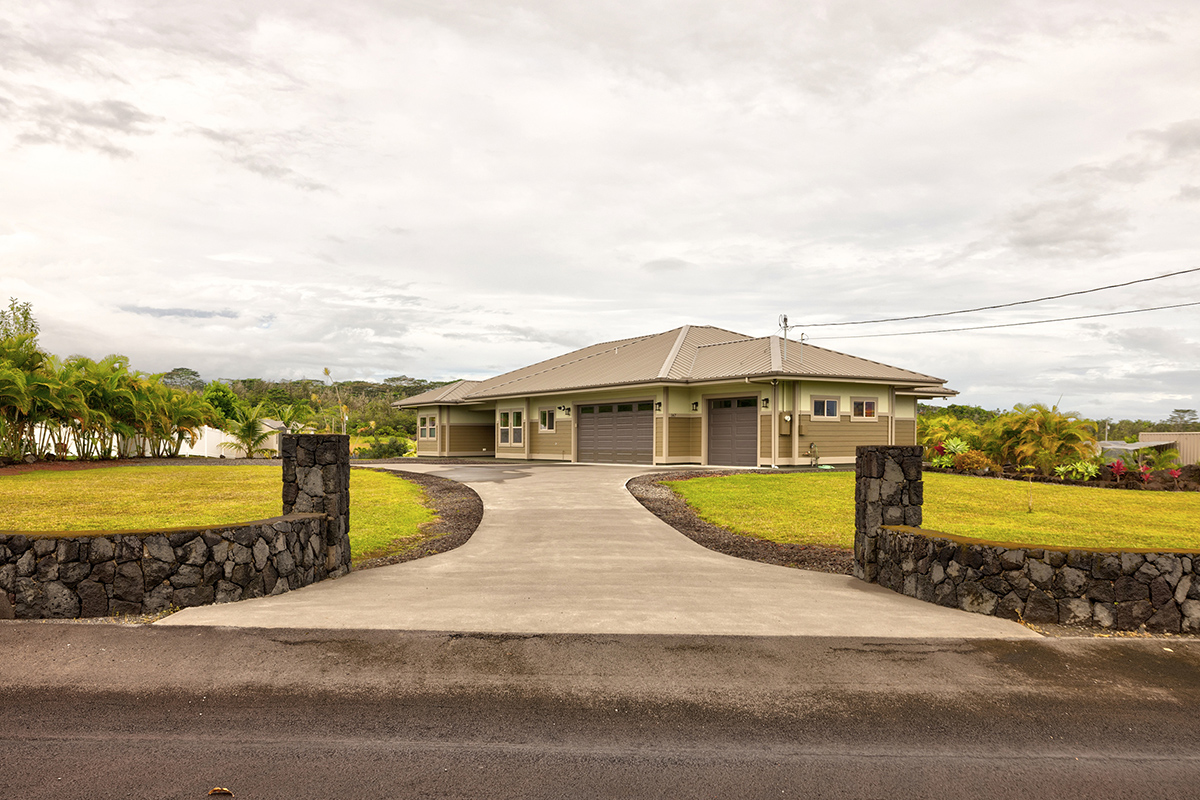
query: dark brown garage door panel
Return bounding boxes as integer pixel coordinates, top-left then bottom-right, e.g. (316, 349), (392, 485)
(577, 402), (654, 464)
(708, 397), (758, 467)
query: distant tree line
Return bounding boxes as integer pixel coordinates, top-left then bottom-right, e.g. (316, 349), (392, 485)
(920, 403), (1200, 443)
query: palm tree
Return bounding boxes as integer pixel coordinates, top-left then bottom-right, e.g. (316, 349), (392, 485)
(221, 403), (276, 458)
(274, 403), (312, 434)
(989, 403), (1096, 475)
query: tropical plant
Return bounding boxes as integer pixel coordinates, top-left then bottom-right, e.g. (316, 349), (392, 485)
(930, 436), (970, 468)
(273, 403), (312, 434)
(220, 403), (276, 458)
(985, 403), (1096, 475)
(953, 450), (995, 473)
(1054, 460), (1100, 481)
(1109, 461), (1128, 483)
(919, 416), (983, 457)
(1168, 468), (1183, 490)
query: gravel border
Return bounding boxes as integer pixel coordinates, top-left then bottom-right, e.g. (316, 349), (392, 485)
(351, 468), (484, 571)
(626, 470), (854, 575)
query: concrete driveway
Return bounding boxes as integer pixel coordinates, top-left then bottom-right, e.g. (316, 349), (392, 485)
(159, 462), (1038, 638)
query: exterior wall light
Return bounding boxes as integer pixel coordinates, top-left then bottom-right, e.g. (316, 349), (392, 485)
(762, 397), (770, 409)
(655, 401), (662, 411)
(691, 401), (699, 412)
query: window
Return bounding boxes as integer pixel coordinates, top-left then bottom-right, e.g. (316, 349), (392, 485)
(499, 410), (523, 445)
(852, 398), (878, 421)
(539, 408), (556, 432)
(812, 398), (839, 420)
(419, 415), (437, 439)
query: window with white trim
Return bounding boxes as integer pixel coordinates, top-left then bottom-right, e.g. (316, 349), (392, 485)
(812, 397), (839, 420)
(418, 414), (437, 439)
(851, 397), (878, 421)
(539, 408), (556, 433)
(499, 410), (523, 445)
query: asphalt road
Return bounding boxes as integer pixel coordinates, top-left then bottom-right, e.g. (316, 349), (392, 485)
(3, 623), (1199, 799)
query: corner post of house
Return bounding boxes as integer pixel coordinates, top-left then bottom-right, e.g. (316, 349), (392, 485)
(791, 381), (800, 464)
(854, 444), (923, 584)
(661, 386), (670, 465)
(770, 380), (778, 468)
(523, 397), (531, 459)
(282, 433), (352, 578)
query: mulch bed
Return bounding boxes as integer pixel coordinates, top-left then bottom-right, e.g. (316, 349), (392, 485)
(626, 470), (854, 575)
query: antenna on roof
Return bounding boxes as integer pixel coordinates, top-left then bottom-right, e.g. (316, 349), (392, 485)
(779, 314), (789, 361)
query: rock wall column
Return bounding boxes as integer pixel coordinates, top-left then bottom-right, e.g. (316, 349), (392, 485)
(854, 444), (923, 583)
(282, 434), (351, 577)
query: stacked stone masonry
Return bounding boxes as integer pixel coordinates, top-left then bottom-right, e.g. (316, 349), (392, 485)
(853, 445), (1200, 632)
(0, 434), (352, 620)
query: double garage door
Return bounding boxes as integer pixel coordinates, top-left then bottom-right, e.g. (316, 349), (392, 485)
(577, 402), (655, 464)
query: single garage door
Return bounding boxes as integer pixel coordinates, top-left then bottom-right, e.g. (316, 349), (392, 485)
(708, 397), (759, 467)
(577, 402), (655, 464)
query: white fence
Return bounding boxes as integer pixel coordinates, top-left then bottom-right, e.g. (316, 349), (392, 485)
(26, 425), (281, 459)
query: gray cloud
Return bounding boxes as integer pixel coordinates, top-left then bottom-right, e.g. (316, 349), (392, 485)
(1003, 196), (1133, 259)
(121, 306), (239, 319)
(12, 96), (159, 156)
(641, 257), (694, 273)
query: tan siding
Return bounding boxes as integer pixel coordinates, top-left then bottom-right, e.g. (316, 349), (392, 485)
(416, 437), (438, 455)
(778, 431), (791, 458)
(530, 420), (573, 459)
(759, 415), (771, 460)
(655, 417), (664, 458)
(447, 424), (496, 455)
(798, 414), (890, 458)
(667, 417), (701, 458)
(895, 418), (917, 446)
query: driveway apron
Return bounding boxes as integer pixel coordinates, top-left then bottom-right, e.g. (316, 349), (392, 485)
(159, 463), (1038, 638)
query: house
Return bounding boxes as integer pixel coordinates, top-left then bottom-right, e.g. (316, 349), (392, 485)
(395, 324), (955, 466)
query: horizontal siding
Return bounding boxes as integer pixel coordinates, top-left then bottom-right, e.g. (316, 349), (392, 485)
(798, 414), (890, 458)
(895, 418), (917, 446)
(668, 417), (701, 458)
(416, 436), (438, 455)
(530, 421), (573, 459)
(448, 424), (495, 455)
(655, 417), (664, 458)
(759, 415), (771, 459)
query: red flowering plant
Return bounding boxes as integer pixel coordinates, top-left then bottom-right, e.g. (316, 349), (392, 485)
(1169, 468), (1183, 490)
(1138, 464), (1152, 484)
(1109, 460), (1127, 483)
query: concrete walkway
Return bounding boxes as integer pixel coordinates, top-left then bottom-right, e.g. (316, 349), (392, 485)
(159, 463), (1039, 638)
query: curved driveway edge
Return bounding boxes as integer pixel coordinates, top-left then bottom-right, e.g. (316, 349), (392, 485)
(158, 463), (1040, 638)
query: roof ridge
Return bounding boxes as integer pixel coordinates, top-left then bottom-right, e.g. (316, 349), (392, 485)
(656, 325), (690, 379)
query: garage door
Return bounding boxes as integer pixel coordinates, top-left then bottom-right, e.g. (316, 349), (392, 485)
(708, 397), (759, 467)
(577, 402), (655, 464)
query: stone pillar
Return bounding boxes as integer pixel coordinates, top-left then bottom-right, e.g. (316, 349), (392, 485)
(854, 445), (923, 582)
(282, 434), (351, 577)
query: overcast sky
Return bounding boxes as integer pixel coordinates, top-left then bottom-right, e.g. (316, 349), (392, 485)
(2, 0), (1198, 421)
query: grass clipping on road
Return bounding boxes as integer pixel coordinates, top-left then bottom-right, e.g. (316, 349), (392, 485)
(0, 465), (435, 565)
(665, 472), (1200, 552)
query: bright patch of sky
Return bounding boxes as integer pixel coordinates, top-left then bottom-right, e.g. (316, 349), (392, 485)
(2, 0), (1198, 420)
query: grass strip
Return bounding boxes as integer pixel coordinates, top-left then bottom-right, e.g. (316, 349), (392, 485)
(665, 472), (1200, 552)
(0, 465), (435, 563)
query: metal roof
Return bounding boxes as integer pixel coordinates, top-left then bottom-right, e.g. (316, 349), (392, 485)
(396, 325), (950, 406)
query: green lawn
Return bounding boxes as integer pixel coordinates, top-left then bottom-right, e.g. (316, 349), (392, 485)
(665, 472), (1200, 552)
(0, 465), (435, 565)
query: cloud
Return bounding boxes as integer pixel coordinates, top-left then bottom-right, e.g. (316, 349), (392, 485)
(10, 96), (160, 156)
(121, 306), (239, 319)
(640, 257), (694, 273)
(1003, 196), (1132, 259)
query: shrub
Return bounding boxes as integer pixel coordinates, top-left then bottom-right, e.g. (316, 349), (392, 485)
(953, 450), (995, 473)
(1054, 460), (1101, 481)
(357, 437), (410, 459)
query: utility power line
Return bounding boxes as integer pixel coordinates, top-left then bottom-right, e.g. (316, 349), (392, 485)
(799, 266), (1200, 327)
(808, 301), (1200, 341)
